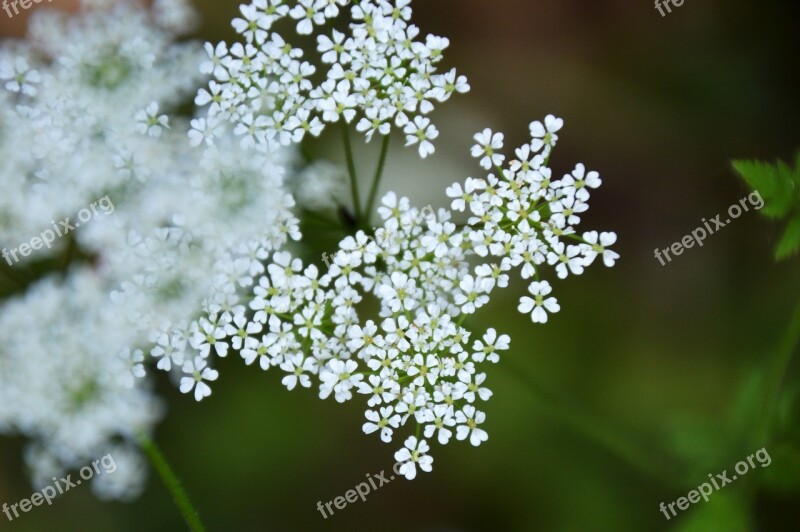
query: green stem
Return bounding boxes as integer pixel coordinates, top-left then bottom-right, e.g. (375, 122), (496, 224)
(137, 432), (207, 532)
(754, 298), (800, 446)
(364, 134), (391, 225)
(341, 121), (362, 222)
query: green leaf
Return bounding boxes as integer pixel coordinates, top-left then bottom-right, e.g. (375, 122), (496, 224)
(732, 159), (796, 219)
(775, 218), (800, 260)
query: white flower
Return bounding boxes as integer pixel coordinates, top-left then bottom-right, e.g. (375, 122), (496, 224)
(179, 357), (219, 401)
(319, 359), (362, 403)
(189, 118), (219, 147)
(379, 271), (417, 313)
(529, 114), (563, 154)
(280, 354), (316, 390)
(200, 42), (230, 80)
(151, 332), (187, 372)
(362, 406), (401, 443)
(393, 436), (433, 480)
(471, 128), (505, 170)
(290, 0), (327, 35)
(582, 231), (619, 267)
(455, 275), (489, 314)
(404, 116), (439, 158)
(446, 177), (483, 212)
(518, 281), (560, 323)
(119, 348), (146, 389)
(0, 56), (40, 96)
(547, 242), (585, 279)
(190, 317), (229, 358)
(422, 404), (456, 444)
(455, 405), (488, 446)
(472, 328), (509, 363)
(135, 102), (170, 137)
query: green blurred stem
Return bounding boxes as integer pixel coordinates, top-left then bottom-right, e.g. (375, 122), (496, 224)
(364, 134), (391, 225)
(755, 298), (800, 446)
(499, 357), (687, 488)
(341, 121), (362, 222)
(137, 432), (207, 532)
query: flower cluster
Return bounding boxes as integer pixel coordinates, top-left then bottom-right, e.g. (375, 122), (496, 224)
(0, 273), (162, 500)
(458, 116), (619, 323)
(1, 0), (620, 495)
(0, 0), (299, 500)
(194, 0), (469, 157)
(166, 117), (618, 479)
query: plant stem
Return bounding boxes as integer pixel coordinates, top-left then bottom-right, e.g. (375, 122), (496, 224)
(364, 134), (391, 225)
(137, 432), (207, 532)
(341, 121), (362, 222)
(755, 297), (800, 446)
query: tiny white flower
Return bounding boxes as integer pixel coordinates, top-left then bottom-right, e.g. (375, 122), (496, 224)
(471, 128), (505, 170)
(529, 114), (563, 154)
(135, 102), (170, 137)
(582, 231), (619, 267)
(179, 357), (219, 401)
(455, 405), (488, 446)
(518, 281), (560, 323)
(393, 436), (433, 480)
(404, 116), (439, 158)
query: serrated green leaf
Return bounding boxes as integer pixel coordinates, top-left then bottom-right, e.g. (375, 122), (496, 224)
(732, 159), (796, 219)
(775, 218), (800, 260)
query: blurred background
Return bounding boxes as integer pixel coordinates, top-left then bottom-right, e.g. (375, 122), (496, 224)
(2, 0), (799, 530)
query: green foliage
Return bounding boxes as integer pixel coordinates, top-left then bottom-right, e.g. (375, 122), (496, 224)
(732, 153), (800, 260)
(759, 385), (800, 494)
(776, 218), (800, 261)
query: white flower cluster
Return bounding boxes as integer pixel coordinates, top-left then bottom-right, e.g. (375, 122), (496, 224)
(0, 0), (201, 248)
(1, 0), (620, 492)
(193, 0), (469, 157)
(0, 273), (161, 500)
(169, 117), (618, 479)
(0, 0), (299, 500)
(460, 116), (619, 323)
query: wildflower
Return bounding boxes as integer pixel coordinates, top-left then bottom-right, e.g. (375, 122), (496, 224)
(471, 128), (505, 170)
(179, 357), (219, 401)
(518, 281), (560, 323)
(135, 102), (170, 137)
(394, 436), (433, 479)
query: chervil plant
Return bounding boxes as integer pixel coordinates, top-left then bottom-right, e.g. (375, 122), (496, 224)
(174, 0), (620, 480)
(2, 0), (619, 528)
